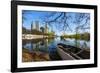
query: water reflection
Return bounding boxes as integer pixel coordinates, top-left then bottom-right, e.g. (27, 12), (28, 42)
(22, 37), (90, 61)
(23, 39), (50, 53)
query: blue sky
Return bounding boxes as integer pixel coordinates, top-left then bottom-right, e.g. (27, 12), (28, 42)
(22, 10), (90, 36)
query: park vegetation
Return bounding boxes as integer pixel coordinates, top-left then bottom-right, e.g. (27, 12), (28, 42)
(61, 32), (90, 41)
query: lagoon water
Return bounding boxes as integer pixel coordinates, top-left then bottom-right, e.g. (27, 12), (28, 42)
(22, 37), (90, 60)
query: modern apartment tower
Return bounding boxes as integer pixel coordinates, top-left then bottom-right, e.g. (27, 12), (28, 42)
(31, 21), (39, 31)
(35, 21), (39, 31)
(44, 22), (48, 33)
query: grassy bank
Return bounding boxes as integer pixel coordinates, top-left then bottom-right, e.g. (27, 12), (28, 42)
(22, 48), (50, 62)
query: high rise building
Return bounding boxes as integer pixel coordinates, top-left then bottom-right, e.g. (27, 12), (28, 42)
(30, 22), (32, 34)
(35, 21), (39, 31)
(31, 21), (39, 31)
(31, 21), (35, 30)
(44, 23), (48, 33)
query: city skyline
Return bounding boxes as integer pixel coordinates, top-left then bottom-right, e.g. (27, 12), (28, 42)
(22, 10), (90, 36)
(31, 20), (50, 33)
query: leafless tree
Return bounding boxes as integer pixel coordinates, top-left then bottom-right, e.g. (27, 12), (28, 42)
(43, 12), (90, 32)
(43, 12), (90, 48)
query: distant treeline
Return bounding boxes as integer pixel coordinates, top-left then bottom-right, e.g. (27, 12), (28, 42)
(61, 33), (90, 41)
(22, 27), (31, 34)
